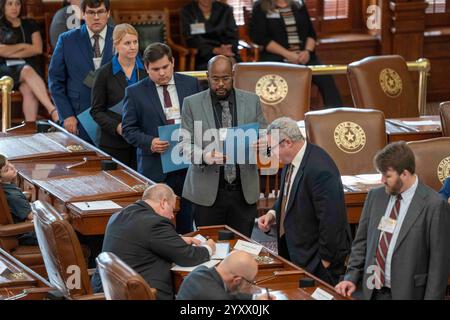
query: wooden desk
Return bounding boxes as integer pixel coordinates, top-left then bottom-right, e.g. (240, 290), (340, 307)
(172, 225), (351, 300)
(386, 115), (442, 142)
(0, 248), (53, 300)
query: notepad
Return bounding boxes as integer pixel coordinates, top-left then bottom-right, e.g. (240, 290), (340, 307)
(71, 200), (122, 211)
(210, 243), (230, 260)
(171, 259), (220, 272)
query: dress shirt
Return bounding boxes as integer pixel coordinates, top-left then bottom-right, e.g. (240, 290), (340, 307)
(155, 76), (181, 121)
(87, 25), (107, 69)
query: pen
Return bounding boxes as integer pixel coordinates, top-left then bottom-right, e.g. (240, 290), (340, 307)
(265, 287), (270, 299)
(85, 202), (90, 208)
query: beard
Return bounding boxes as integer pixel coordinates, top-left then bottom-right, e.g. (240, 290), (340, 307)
(211, 87), (232, 100)
(385, 176), (403, 195)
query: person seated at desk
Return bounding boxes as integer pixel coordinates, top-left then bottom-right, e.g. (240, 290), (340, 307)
(91, 23), (147, 169)
(0, 154), (37, 245)
(177, 250), (274, 300)
(180, 0), (240, 70)
(439, 177), (450, 203)
(91, 183), (216, 300)
(249, 0), (342, 108)
(0, 0), (59, 122)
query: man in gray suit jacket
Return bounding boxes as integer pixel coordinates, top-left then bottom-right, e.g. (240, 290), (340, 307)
(335, 142), (450, 300)
(180, 55), (267, 237)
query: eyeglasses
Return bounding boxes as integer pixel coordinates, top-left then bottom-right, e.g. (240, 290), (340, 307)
(268, 138), (286, 153)
(240, 276), (257, 287)
(85, 9), (108, 17)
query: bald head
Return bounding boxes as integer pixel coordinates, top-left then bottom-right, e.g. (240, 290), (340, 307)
(218, 250), (258, 281)
(142, 183), (175, 202)
(207, 55), (234, 99)
(207, 55), (233, 73)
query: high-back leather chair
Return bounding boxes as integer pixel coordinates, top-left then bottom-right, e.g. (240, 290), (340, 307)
(439, 101), (450, 137)
(407, 137), (450, 191)
(305, 108), (387, 175)
(347, 55), (419, 118)
(32, 200), (102, 299)
(0, 185), (46, 277)
(96, 252), (157, 300)
(234, 62), (312, 123)
(112, 8), (192, 71)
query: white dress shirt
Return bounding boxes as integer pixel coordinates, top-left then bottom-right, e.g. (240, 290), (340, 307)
(156, 76), (181, 122)
(269, 141), (307, 219)
(87, 26), (107, 69)
(382, 175), (418, 287)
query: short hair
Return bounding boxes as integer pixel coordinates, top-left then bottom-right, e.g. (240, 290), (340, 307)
(267, 117), (304, 143)
(0, 154), (5, 172)
(374, 141), (415, 175)
(112, 23), (138, 47)
(142, 184), (175, 202)
(142, 43), (173, 66)
(81, 0), (110, 12)
(207, 55), (233, 73)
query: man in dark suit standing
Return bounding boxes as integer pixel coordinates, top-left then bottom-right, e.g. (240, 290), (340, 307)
(122, 42), (201, 233)
(335, 142), (450, 300)
(91, 184), (216, 300)
(177, 250), (273, 300)
(258, 117), (352, 285)
(49, 0), (114, 142)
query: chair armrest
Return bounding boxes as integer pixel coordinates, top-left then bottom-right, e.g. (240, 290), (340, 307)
(0, 221), (34, 237)
(74, 293), (105, 300)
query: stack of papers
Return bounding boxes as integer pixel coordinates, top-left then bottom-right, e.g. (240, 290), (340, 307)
(71, 200), (122, 211)
(193, 234), (230, 260)
(171, 259), (220, 272)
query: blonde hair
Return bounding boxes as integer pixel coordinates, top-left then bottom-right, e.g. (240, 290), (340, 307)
(112, 23), (138, 47)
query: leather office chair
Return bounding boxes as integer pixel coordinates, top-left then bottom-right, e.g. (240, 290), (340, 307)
(407, 137), (450, 191)
(234, 62), (312, 123)
(0, 184), (46, 277)
(347, 55), (419, 118)
(32, 200), (103, 300)
(439, 101), (450, 137)
(112, 8), (192, 71)
(305, 108), (387, 175)
(96, 252), (157, 300)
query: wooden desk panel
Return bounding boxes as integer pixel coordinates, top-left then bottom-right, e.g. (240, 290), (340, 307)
(172, 225), (350, 300)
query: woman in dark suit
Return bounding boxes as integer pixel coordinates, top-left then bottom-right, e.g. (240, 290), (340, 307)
(249, 0), (342, 108)
(91, 23), (147, 169)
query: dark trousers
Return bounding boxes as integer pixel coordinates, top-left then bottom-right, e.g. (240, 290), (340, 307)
(279, 235), (344, 286)
(165, 171), (193, 234)
(308, 55), (343, 108)
(371, 287), (392, 300)
(100, 145), (137, 170)
(192, 184), (257, 238)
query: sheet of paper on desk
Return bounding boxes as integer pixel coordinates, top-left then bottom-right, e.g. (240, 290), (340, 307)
(311, 287), (334, 300)
(341, 175), (360, 185)
(171, 259), (220, 272)
(355, 174), (382, 184)
(402, 120), (440, 126)
(194, 234), (207, 243)
(233, 240), (263, 256)
(71, 200), (122, 211)
(210, 243), (230, 260)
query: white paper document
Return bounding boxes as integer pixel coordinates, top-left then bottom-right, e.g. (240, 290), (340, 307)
(0, 260), (9, 274)
(311, 288), (334, 300)
(5, 59), (26, 67)
(171, 259), (220, 272)
(194, 234), (207, 243)
(71, 200), (122, 211)
(210, 243), (230, 260)
(233, 240), (263, 256)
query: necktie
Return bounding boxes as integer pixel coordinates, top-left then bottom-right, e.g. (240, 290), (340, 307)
(375, 194), (402, 287)
(220, 100), (236, 184)
(162, 85), (175, 124)
(279, 164), (294, 237)
(92, 33), (101, 58)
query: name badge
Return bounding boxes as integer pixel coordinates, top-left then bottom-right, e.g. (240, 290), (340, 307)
(164, 106), (181, 121)
(266, 11), (281, 19)
(190, 23), (206, 35)
(378, 216), (397, 234)
(93, 57), (102, 70)
(219, 128), (228, 141)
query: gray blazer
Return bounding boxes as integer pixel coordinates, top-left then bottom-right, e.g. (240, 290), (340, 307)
(345, 181), (450, 300)
(181, 88), (267, 206)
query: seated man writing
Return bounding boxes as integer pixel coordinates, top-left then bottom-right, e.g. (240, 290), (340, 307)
(0, 154), (37, 245)
(91, 183), (216, 299)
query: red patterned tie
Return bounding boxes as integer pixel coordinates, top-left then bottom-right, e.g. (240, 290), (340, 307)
(162, 85), (175, 124)
(375, 194), (402, 287)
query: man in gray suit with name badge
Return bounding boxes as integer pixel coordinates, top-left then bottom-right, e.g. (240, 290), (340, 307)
(335, 142), (450, 300)
(180, 55), (267, 237)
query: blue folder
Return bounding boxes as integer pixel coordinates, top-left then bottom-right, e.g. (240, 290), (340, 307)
(158, 123), (190, 174)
